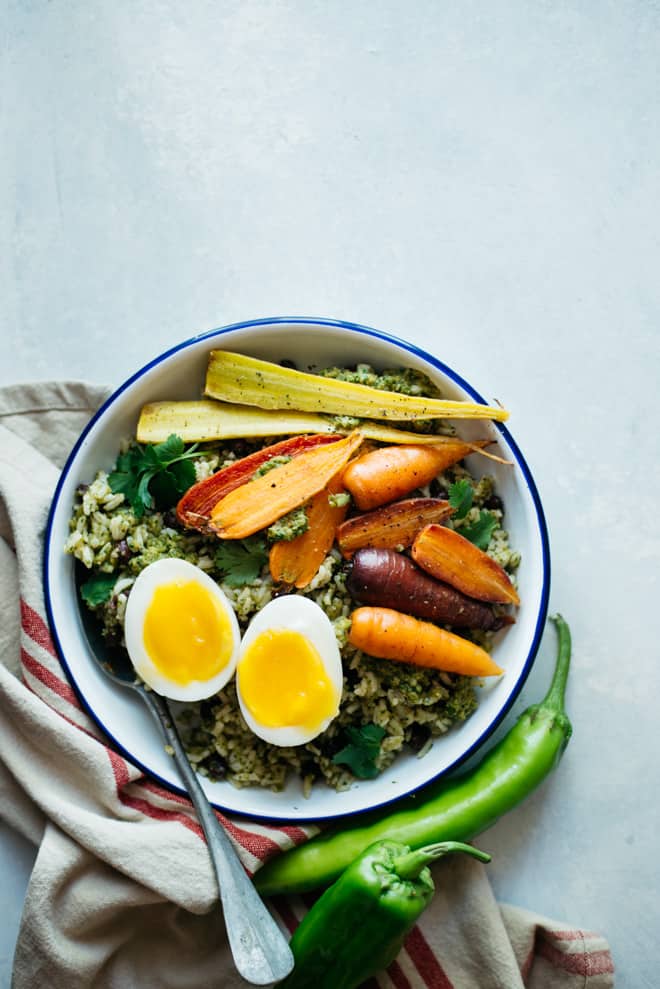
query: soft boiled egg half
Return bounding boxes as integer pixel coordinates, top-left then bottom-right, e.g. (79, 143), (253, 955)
(236, 595), (343, 747)
(124, 558), (241, 701)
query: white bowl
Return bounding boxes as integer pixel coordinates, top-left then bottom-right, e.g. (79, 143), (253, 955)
(44, 317), (550, 822)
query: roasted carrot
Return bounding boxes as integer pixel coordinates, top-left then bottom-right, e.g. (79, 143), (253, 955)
(210, 431), (363, 539)
(177, 433), (337, 531)
(336, 497), (453, 558)
(269, 474), (350, 588)
(342, 441), (490, 511)
(347, 548), (511, 631)
(348, 606), (503, 677)
(412, 524), (520, 605)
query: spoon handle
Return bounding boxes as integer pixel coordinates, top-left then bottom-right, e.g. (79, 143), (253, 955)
(140, 688), (294, 986)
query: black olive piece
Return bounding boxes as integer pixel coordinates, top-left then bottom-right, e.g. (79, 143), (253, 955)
(484, 494), (504, 513)
(205, 755), (228, 780)
(407, 724), (432, 753)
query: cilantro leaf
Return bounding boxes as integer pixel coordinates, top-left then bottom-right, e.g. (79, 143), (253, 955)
(168, 458), (196, 492)
(332, 724), (386, 779)
(448, 479), (473, 519)
(215, 537), (269, 587)
(108, 434), (198, 517)
(80, 573), (117, 607)
(149, 460), (197, 511)
(150, 433), (185, 464)
(149, 469), (180, 510)
(459, 510), (499, 550)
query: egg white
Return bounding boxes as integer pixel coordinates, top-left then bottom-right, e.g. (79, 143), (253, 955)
(124, 558), (240, 701)
(236, 595), (343, 746)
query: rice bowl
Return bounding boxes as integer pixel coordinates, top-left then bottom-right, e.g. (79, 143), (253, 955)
(44, 317), (550, 822)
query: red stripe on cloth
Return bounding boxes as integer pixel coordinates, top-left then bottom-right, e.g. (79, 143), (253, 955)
(387, 959), (412, 989)
(278, 824), (311, 846)
(144, 780), (308, 858)
(538, 939), (614, 977)
(549, 929), (599, 942)
(404, 926), (454, 989)
(118, 791), (205, 840)
(104, 752), (207, 841)
(22, 675), (103, 740)
(20, 647), (81, 708)
(105, 747), (132, 788)
(20, 599), (57, 657)
(268, 897), (299, 936)
(138, 779), (281, 863)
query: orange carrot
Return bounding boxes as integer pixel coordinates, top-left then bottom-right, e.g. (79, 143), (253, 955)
(348, 606), (503, 677)
(210, 431), (363, 539)
(177, 433), (337, 531)
(269, 475), (350, 588)
(342, 440), (489, 511)
(336, 497), (453, 558)
(412, 524), (520, 605)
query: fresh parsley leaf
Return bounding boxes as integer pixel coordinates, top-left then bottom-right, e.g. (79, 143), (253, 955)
(459, 510), (498, 550)
(149, 469), (179, 510)
(150, 433), (185, 464)
(108, 434), (198, 517)
(215, 537), (269, 587)
(168, 458), (196, 492)
(448, 479), (473, 519)
(108, 469), (139, 499)
(332, 724), (386, 779)
(80, 573), (117, 607)
(149, 459), (197, 511)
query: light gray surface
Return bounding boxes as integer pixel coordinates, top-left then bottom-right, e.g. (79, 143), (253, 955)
(2, 2), (659, 986)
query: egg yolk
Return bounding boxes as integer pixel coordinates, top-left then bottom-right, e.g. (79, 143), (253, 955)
(239, 628), (338, 730)
(143, 580), (234, 685)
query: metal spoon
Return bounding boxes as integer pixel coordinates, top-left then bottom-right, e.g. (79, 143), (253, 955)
(76, 569), (294, 985)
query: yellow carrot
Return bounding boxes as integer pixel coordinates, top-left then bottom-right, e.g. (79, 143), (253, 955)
(209, 431), (363, 539)
(205, 350), (509, 422)
(412, 524), (520, 605)
(269, 475), (349, 588)
(348, 606), (503, 677)
(137, 399), (497, 447)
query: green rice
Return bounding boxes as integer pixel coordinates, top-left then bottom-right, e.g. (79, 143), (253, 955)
(65, 364), (519, 794)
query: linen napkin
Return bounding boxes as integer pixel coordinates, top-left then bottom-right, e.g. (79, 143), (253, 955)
(0, 381), (615, 989)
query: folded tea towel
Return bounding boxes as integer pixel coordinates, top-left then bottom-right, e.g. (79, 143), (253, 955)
(0, 381), (615, 989)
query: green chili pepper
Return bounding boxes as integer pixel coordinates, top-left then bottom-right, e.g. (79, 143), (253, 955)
(277, 839), (490, 989)
(258, 614), (571, 897)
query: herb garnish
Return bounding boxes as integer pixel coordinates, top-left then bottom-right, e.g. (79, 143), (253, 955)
(267, 505), (309, 543)
(332, 724), (387, 779)
(448, 479), (498, 550)
(108, 434), (199, 517)
(448, 479), (474, 519)
(80, 573), (117, 607)
(215, 536), (269, 587)
(459, 511), (499, 550)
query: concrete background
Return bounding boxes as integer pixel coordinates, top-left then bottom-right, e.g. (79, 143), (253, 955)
(2, 2), (660, 985)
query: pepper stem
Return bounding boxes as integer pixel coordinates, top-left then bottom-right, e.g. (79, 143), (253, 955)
(540, 614), (572, 713)
(393, 842), (491, 880)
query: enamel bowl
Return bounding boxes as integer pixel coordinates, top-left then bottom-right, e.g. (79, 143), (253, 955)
(44, 317), (550, 822)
